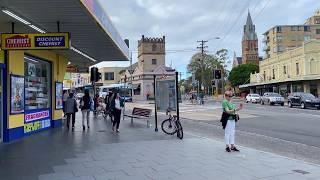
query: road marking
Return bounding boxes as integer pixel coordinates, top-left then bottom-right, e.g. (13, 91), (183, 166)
(183, 131), (320, 167)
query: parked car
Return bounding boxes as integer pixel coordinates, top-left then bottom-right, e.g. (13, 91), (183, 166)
(246, 94), (261, 103)
(288, 92), (320, 109)
(261, 92), (285, 106)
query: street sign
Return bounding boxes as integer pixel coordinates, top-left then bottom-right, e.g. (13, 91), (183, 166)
(66, 65), (78, 73)
(192, 80), (198, 87)
(1, 33), (70, 50)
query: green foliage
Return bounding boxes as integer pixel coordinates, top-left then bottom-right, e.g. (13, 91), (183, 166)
(228, 63), (259, 87)
(186, 49), (228, 92)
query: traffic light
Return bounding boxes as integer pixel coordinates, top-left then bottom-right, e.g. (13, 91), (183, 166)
(214, 69), (222, 80)
(90, 67), (101, 82)
(96, 71), (102, 82)
(90, 67), (97, 82)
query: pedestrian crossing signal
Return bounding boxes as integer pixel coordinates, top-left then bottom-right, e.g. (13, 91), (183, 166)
(211, 80), (216, 86)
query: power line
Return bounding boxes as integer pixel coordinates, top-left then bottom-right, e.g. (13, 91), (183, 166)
(208, 0), (241, 42)
(207, 0), (233, 41)
(212, 0), (253, 52)
(253, 0), (272, 21)
(221, 0), (261, 46)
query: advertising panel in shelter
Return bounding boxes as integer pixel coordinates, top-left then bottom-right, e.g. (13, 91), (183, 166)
(156, 79), (177, 112)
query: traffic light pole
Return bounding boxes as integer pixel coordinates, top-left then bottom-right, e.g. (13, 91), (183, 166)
(222, 69), (225, 96)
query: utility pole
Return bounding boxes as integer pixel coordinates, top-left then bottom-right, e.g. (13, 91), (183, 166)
(130, 51), (133, 97)
(197, 40), (208, 94)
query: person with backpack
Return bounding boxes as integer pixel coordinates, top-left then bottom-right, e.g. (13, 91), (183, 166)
(110, 92), (124, 132)
(80, 90), (92, 131)
(65, 93), (78, 131)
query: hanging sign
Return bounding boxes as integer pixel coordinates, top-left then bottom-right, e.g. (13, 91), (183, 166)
(1, 33), (70, 50)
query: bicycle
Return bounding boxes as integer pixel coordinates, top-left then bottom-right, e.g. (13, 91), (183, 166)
(161, 109), (183, 139)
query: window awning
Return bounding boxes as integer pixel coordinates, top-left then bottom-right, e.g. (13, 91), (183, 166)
(0, 0), (129, 68)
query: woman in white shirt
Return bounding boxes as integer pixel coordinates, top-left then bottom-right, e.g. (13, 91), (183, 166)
(110, 93), (124, 132)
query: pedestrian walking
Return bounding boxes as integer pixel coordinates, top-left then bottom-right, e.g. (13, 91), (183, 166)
(110, 92), (124, 132)
(80, 90), (92, 131)
(63, 90), (69, 116)
(220, 90), (243, 152)
(65, 93), (78, 131)
(93, 94), (100, 117)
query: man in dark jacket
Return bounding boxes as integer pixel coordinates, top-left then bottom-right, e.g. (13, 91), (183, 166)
(65, 93), (77, 131)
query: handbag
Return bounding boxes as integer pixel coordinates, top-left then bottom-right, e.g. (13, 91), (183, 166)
(79, 98), (84, 109)
(235, 114), (240, 122)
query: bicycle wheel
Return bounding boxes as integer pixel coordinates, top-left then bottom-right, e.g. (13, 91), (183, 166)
(161, 119), (176, 135)
(176, 121), (183, 139)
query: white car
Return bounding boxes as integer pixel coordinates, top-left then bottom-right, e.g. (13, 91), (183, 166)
(246, 94), (261, 103)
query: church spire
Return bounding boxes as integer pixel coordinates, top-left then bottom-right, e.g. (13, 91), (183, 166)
(242, 10), (257, 41)
(246, 11), (253, 26)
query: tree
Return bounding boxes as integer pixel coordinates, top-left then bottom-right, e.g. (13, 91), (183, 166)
(228, 64), (259, 87)
(187, 49), (228, 94)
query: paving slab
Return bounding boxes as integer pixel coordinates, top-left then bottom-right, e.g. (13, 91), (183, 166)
(0, 111), (320, 180)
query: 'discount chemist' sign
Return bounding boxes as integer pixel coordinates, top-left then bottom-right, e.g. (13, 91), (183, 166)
(1, 33), (70, 50)
(35, 36), (66, 48)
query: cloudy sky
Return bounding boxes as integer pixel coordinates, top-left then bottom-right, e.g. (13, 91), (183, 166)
(96, 0), (320, 79)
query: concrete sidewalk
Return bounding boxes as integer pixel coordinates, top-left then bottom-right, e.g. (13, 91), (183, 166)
(0, 112), (320, 180)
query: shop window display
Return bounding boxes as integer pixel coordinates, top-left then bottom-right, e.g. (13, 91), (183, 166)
(24, 55), (51, 110)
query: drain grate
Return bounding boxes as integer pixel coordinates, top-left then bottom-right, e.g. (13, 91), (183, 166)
(292, 170), (310, 175)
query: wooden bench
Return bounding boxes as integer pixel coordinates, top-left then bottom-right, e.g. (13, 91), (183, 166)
(124, 107), (152, 127)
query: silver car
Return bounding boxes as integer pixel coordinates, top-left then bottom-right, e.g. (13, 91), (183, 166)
(261, 93), (285, 106)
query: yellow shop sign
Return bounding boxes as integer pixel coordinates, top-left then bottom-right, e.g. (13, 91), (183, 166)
(1, 33), (70, 50)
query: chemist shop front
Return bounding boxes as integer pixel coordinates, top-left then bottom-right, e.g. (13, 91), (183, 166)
(0, 33), (69, 142)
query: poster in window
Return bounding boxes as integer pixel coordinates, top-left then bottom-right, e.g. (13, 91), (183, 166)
(55, 82), (63, 110)
(11, 75), (25, 114)
(28, 63), (36, 77)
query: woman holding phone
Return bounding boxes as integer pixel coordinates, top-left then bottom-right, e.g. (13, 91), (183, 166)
(222, 91), (243, 152)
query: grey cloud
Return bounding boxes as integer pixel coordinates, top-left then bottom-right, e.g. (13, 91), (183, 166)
(98, 0), (320, 76)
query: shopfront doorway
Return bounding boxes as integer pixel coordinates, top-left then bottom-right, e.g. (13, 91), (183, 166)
(0, 69), (3, 142)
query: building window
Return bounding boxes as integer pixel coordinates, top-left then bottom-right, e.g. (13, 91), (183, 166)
(152, 59), (157, 65)
(310, 59), (317, 74)
(272, 69), (275, 79)
(316, 29), (320, 34)
(304, 26), (310, 32)
(24, 55), (51, 110)
(104, 72), (114, 80)
(304, 35), (311, 41)
(152, 44), (157, 51)
(316, 18), (320, 24)
(263, 71), (266, 81)
(283, 66), (286, 74)
(277, 46), (284, 52)
(276, 26), (282, 33)
(296, 63), (299, 75)
(276, 35), (282, 42)
(291, 26), (297, 31)
(297, 26), (302, 31)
